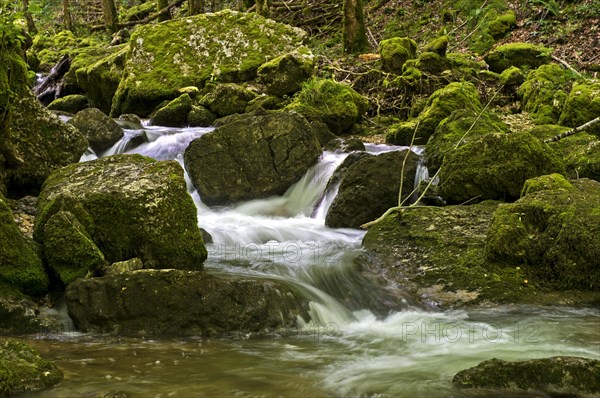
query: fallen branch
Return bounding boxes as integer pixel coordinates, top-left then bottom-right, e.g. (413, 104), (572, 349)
(551, 54), (583, 78)
(91, 0), (185, 31)
(544, 117), (600, 143)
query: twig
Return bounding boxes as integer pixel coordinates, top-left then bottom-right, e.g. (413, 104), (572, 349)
(544, 117), (600, 143)
(551, 54), (583, 78)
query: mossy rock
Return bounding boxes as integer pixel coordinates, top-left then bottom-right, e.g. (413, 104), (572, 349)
(438, 132), (566, 203)
(379, 36), (418, 73)
(122, 1), (155, 22)
(387, 81), (482, 145)
(257, 46), (315, 96)
(111, 9), (306, 117)
(32, 30), (79, 70)
(0, 194), (48, 297)
(246, 95), (289, 113)
(0, 296), (61, 334)
(150, 93), (193, 127)
(47, 94), (88, 113)
(200, 83), (257, 117)
(6, 90), (88, 196)
(188, 105), (217, 127)
(499, 66), (524, 87)
(62, 45), (116, 97)
(285, 78), (369, 135)
(423, 35), (448, 56)
(325, 150), (419, 229)
(76, 45), (127, 115)
(558, 80), (600, 136)
(69, 108), (124, 153)
(425, 109), (509, 173)
(517, 64), (574, 125)
(454, 357), (600, 396)
(35, 154), (207, 270)
(42, 210), (107, 286)
(0, 341), (63, 396)
(416, 51), (450, 74)
(184, 111), (321, 205)
(484, 43), (552, 73)
(486, 176), (600, 290)
(487, 10), (517, 40)
(65, 269), (309, 337)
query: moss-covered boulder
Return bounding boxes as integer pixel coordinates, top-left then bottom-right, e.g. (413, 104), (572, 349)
(325, 150), (419, 229)
(0, 194), (48, 297)
(5, 90), (88, 196)
(122, 1), (155, 22)
(188, 105), (217, 127)
(487, 10), (517, 40)
(184, 111), (320, 205)
(286, 78), (369, 135)
(69, 108), (124, 154)
(200, 83), (257, 117)
(47, 94), (88, 113)
(453, 356), (600, 397)
(42, 210), (107, 286)
(111, 9), (306, 116)
(0, 341), (63, 396)
(387, 81), (482, 145)
(423, 35), (449, 57)
(65, 269), (309, 337)
(415, 51), (450, 74)
(438, 132), (565, 203)
(559, 81), (600, 136)
(35, 155), (206, 271)
(484, 43), (552, 73)
(257, 46), (315, 96)
(486, 175), (600, 290)
(425, 109), (509, 173)
(32, 30), (79, 71)
(517, 64), (573, 124)
(379, 37), (418, 73)
(150, 93), (192, 127)
(76, 45), (127, 115)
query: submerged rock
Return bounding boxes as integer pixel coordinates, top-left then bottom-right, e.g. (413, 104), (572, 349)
(0, 341), (63, 396)
(453, 356), (600, 397)
(325, 150), (419, 229)
(35, 155), (206, 278)
(111, 10), (306, 116)
(66, 269), (309, 337)
(69, 108), (124, 153)
(184, 111), (321, 205)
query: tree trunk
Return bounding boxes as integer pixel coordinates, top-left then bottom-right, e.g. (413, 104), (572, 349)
(256, 0), (270, 17)
(22, 0), (38, 35)
(101, 0), (119, 33)
(157, 0), (170, 21)
(343, 0), (368, 53)
(189, 0), (205, 15)
(63, 0), (73, 31)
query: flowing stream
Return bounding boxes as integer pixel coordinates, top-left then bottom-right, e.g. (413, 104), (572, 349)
(13, 124), (600, 398)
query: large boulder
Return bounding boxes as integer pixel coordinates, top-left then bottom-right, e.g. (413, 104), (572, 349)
(453, 356), (600, 397)
(111, 10), (306, 116)
(35, 155), (207, 277)
(0, 341), (63, 396)
(0, 194), (48, 296)
(257, 46), (315, 96)
(69, 108), (124, 153)
(325, 150), (419, 229)
(517, 64), (573, 125)
(386, 82), (482, 145)
(438, 132), (565, 203)
(379, 37), (418, 73)
(184, 111), (321, 205)
(285, 78), (369, 135)
(66, 269), (309, 337)
(559, 81), (600, 136)
(5, 90), (88, 196)
(486, 175), (600, 290)
(484, 43), (552, 73)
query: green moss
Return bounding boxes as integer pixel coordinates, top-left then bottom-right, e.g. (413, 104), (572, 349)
(122, 1), (155, 22)
(423, 35), (449, 56)
(257, 46), (315, 96)
(439, 132), (566, 203)
(521, 173), (573, 196)
(517, 64), (574, 125)
(200, 83), (257, 117)
(150, 93), (193, 127)
(188, 105), (217, 127)
(416, 51), (451, 74)
(499, 66), (524, 87)
(484, 43), (552, 73)
(387, 81), (482, 145)
(486, 178), (600, 290)
(285, 78), (369, 135)
(0, 195), (48, 296)
(47, 94), (88, 113)
(425, 108), (509, 172)
(487, 10), (517, 39)
(0, 341), (62, 395)
(558, 81), (600, 136)
(544, 131), (600, 181)
(32, 30), (79, 70)
(378, 36), (418, 73)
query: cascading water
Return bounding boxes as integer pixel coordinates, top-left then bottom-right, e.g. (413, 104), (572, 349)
(23, 124), (599, 398)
